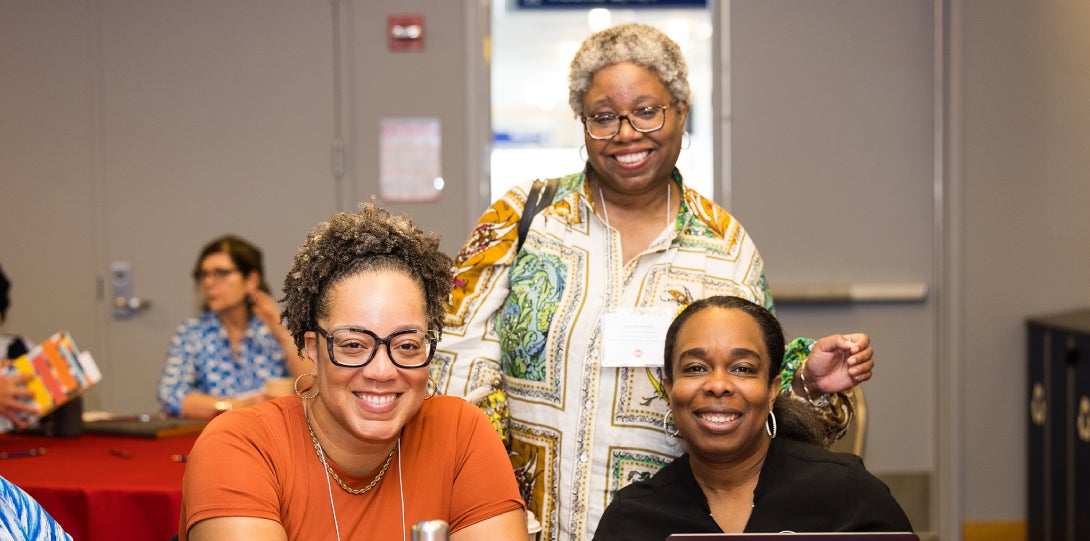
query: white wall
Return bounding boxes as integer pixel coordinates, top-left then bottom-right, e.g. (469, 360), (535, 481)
(729, 0), (1090, 532)
(958, 0), (1090, 524)
(729, 0), (937, 478)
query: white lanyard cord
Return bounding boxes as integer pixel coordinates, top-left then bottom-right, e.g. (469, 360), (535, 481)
(397, 438), (406, 541)
(308, 405), (407, 541)
(307, 405), (343, 541)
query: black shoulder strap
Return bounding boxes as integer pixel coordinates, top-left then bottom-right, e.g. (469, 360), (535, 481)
(516, 177), (560, 253)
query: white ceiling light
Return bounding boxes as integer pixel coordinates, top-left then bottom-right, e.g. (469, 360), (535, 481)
(588, 8), (611, 32)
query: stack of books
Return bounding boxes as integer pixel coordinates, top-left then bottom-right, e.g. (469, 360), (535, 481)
(0, 331), (101, 433)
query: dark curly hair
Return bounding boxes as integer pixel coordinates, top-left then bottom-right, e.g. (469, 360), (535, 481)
(280, 202), (452, 352)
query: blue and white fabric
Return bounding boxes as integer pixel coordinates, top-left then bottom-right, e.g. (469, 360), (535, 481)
(157, 311), (288, 415)
(0, 475), (71, 541)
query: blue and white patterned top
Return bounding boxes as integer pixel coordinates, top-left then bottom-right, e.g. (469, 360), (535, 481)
(157, 311), (289, 416)
(0, 475), (71, 541)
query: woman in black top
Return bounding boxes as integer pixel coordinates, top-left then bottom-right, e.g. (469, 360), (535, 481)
(594, 296), (912, 539)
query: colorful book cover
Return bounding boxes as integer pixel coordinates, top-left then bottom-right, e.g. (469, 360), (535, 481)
(2, 331), (101, 427)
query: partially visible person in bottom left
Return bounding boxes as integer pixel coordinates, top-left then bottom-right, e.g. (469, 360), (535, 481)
(0, 474), (71, 541)
(0, 263), (40, 431)
(180, 203), (526, 541)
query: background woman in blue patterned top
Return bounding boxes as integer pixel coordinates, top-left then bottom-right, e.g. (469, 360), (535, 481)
(157, 235), (304, 418)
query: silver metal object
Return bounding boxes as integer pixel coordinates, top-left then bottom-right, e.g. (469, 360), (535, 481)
(110, 261), (152, 318)
(410, 520), (449, 541)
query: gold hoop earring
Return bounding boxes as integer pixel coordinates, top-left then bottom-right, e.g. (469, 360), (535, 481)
(662, 410), (679, 438)
(681, 131), (691, 150)
(295, 372), (319, 400)
(579, 144), (588, 162)
(424, 376), (437, 400)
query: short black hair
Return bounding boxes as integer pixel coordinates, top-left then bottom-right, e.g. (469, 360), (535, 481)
(663, 295), (786, 384)
(0, 263), (10, 322)
(662, 295), (824, 445)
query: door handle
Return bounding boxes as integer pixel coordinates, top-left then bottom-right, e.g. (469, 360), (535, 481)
(1078, 396), (1090, 442)
(1030, 382), (1046, 426)
(111, 262), (152, 319)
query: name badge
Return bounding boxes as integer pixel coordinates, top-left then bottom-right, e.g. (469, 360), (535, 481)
(600, 308), (674, 367)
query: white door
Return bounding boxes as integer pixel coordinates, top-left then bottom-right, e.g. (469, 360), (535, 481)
(489, 4), (716, 201)
(0, 4), (101, 371)
(1, 1), (340, 414)
(94, 1), (341, 414)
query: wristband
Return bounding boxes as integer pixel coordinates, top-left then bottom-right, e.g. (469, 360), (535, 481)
(797, 361), (831, 408)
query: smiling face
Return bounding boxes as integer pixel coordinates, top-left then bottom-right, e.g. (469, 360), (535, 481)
(304, 269), (430, 449)
(582, 61), (689, 198)
(664, 306), (781, 462)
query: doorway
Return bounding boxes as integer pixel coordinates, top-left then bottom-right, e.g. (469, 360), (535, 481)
(489, 2), (716, 201)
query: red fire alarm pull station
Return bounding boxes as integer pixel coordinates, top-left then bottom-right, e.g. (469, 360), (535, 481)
(388, 14), (424, 52)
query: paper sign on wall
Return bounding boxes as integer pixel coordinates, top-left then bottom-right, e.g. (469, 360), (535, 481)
(379, 117), (443, 203)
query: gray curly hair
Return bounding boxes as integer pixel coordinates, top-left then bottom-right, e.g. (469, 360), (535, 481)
(568, 22), (691, 118)
(280, 202), (452, 352)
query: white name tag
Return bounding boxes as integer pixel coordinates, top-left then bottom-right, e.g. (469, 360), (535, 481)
(600, 308), (674, 367)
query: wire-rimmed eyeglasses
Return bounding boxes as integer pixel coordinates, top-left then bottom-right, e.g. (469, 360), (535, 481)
(582, 105), (671, 140)
(315, 325), (439, 369)
(192, 268), (239, 282)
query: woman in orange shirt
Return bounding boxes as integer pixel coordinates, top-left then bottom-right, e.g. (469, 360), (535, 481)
(180, 204), (526, 541)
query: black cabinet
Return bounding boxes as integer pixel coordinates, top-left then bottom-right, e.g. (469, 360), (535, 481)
(1027, 310), (1090, 541)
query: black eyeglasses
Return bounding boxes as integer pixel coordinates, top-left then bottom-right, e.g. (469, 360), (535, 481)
(582, 105), (671, 140)
(193, 268), (240, 281)
(315, 325), (439, 369)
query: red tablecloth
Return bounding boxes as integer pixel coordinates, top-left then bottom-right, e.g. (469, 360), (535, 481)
(0, 432), (198, 541)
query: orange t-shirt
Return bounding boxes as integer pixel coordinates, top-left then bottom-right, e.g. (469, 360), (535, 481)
(180, 395), (524, 540)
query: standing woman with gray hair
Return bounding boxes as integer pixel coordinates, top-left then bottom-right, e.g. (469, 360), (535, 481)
(436, 23), (876, 539)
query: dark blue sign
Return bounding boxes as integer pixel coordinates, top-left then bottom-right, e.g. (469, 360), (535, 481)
(517, 0), (706, 9)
